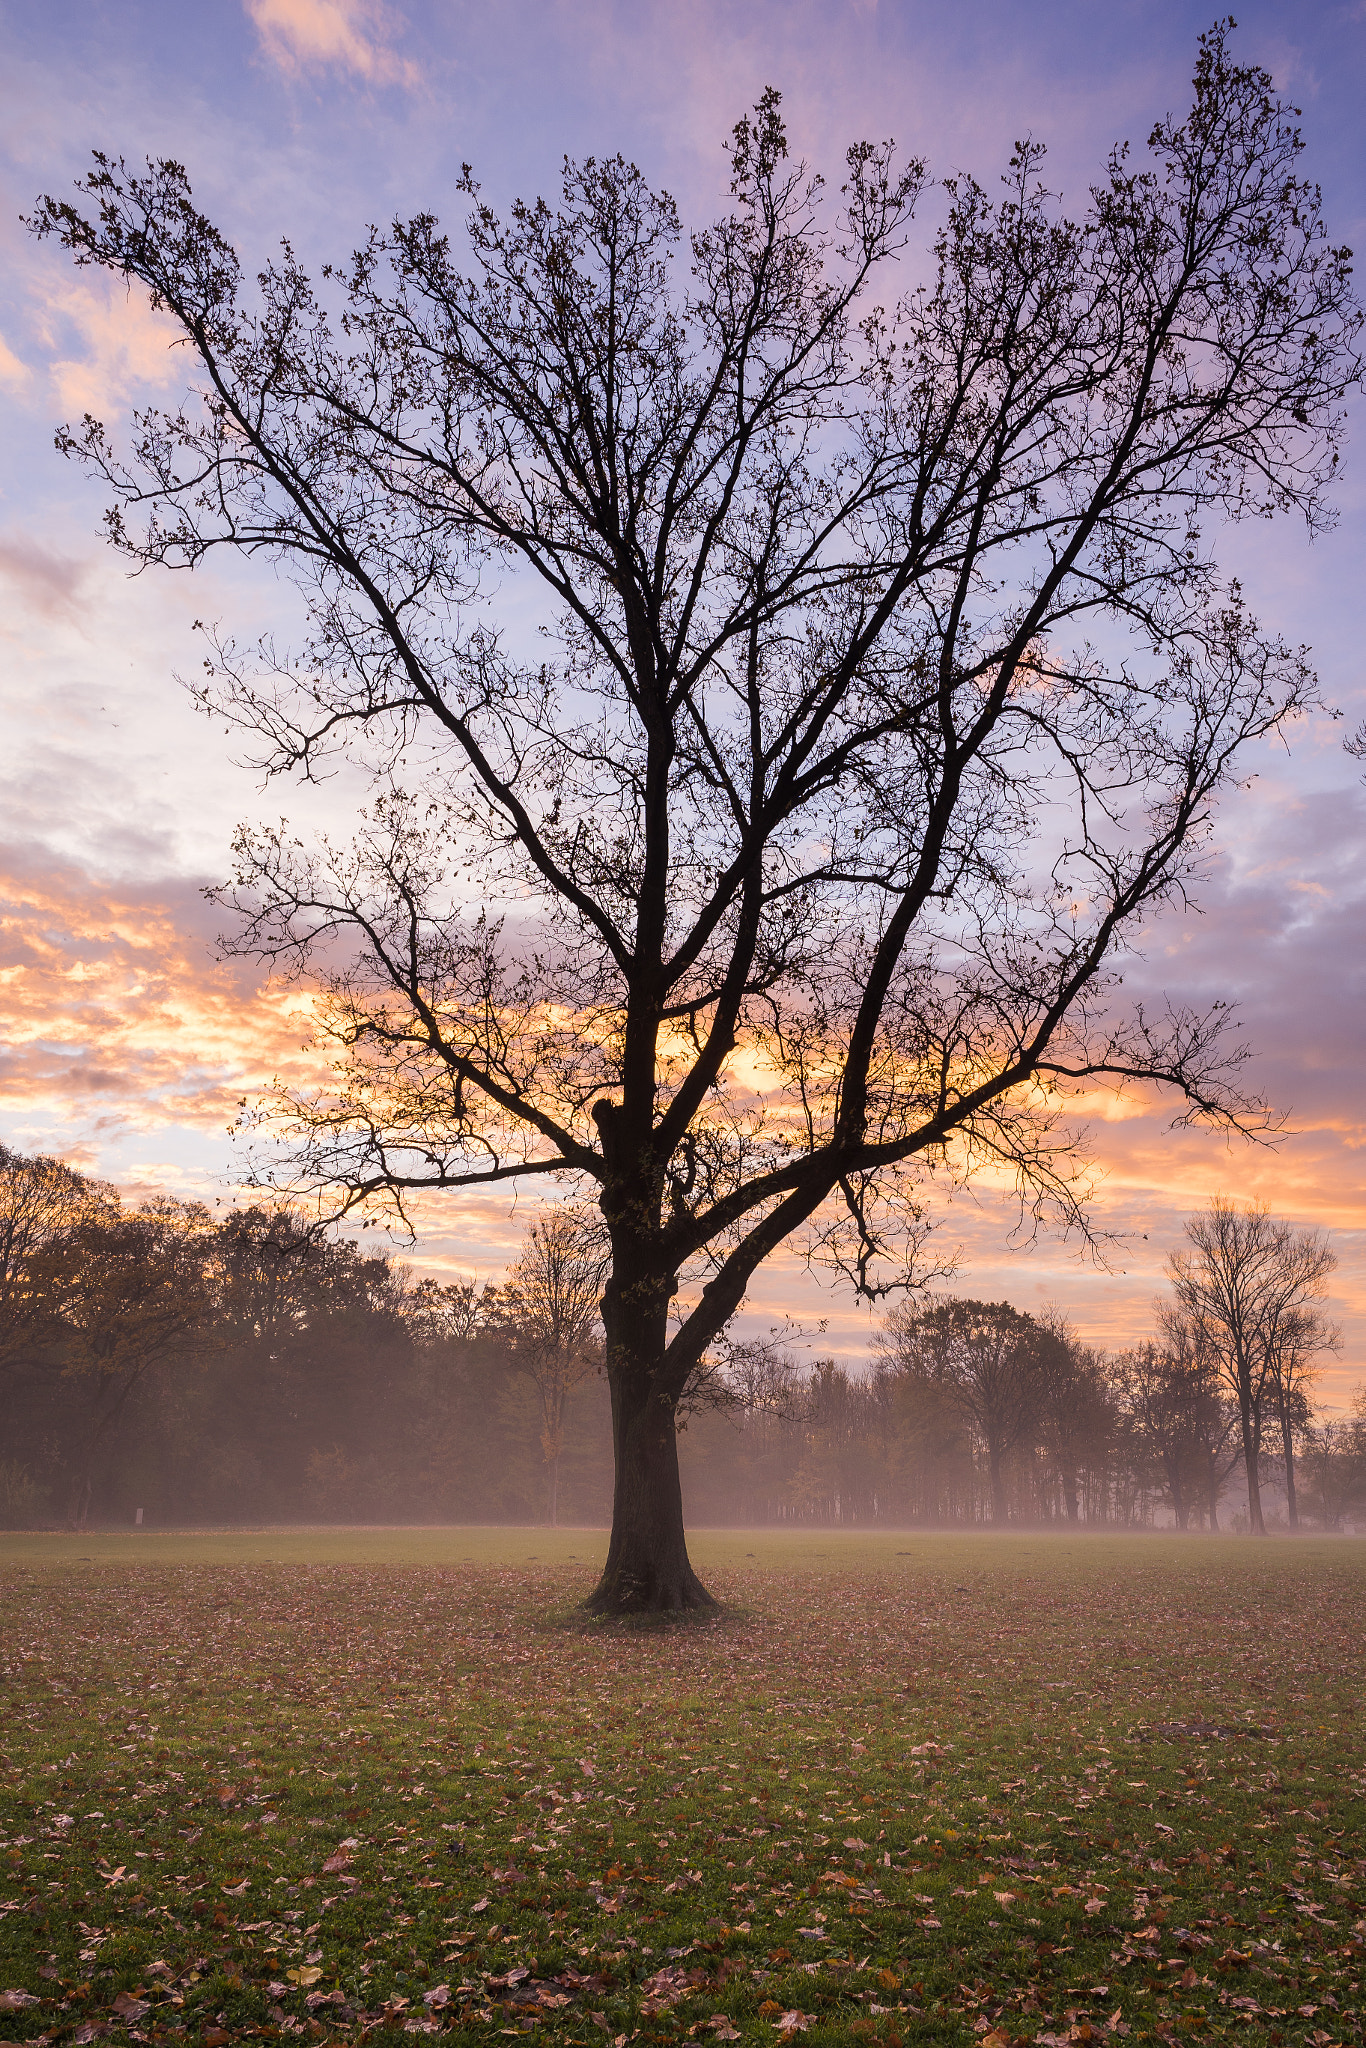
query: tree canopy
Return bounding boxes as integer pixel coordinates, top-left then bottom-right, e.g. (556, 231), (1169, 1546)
(31, 25), (1362, 1605)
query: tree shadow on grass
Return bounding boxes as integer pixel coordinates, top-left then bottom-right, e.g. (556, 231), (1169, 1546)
(537, 1589), (748, 1638)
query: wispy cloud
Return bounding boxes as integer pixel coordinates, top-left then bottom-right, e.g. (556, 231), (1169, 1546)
(0, 533), (89, 624)
(28, 273), (185, 420)
(243, 0), (419, 87)
(0, 333), (31, 391)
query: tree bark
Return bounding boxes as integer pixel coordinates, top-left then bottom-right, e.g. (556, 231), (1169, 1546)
(585, 1273), (717, 1614)
(585, 1366), (715, 1612)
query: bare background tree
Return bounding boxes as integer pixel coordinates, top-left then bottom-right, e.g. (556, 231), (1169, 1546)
(26, 1197), (216, 1527)
(1119, 1322), (1239, 1531)
(32, 26), (1361, 1605)
(878, 1298), (1042, 1523)
(1167, 1197), (1339, 1534)
(1261, 1290), (1340, 1530)
(491, 1208), (610, 1525)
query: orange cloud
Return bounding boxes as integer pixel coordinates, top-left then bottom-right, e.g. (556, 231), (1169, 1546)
(244, 0), (419, 86)
(2, 834), (1362, 1407)
(0, 849), (322, 1151)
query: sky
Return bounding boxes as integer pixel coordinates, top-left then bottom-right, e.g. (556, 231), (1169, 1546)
(1, 0), (1363, 1401)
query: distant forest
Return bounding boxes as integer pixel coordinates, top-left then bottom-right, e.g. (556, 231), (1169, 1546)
(2, 1146), (1363, 1532)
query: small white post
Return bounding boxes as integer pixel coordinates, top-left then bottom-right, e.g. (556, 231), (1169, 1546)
(135, 1507), (144, 1526)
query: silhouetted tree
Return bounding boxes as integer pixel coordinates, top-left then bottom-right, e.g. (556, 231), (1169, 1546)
(1167, 1200), (1337, 1534)
(0, 1145), (117, 1376)
(32, 29), (1361, 1603)
(1121, 1325), (1236, 1530)
(881, 1298), (1043, 1522)
(1261, 1296), (1339, 1530)
(1036, 1312), (1115, 1524)
(28, 1197), (217, 1527)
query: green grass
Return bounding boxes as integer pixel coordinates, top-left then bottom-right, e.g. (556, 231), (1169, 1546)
(2, 1530), (1363, 2048)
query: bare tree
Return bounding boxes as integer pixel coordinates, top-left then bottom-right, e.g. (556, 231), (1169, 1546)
(493, 1208), (610, 1525)
(881, 1297), (1042, 1522)
(31, 28), (1361, 1605)
(1121, 1323), (1236, 1530)
(1298, 1394), (1366, 1533)
(1166, 1199), (1336, 1534)
(1261, 1294), (1339, 1530)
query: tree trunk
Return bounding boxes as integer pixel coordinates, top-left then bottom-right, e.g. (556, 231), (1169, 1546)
(585, 1269), (716, 1614)
(68, 1467), (93, 1531)
(1206, 1445), (1220, 1532)
(1060, 1463), (1079, 1524)
(1277, 1393), (1299, 1531)
(585, 1366), (715, 1612)
(549, 1449), (559, 1529)
(987, 1443), (1009, 1526)
(1239, 1400), (1266, 1536)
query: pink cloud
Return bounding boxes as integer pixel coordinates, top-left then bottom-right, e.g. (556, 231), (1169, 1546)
(244, 0), (419, 87)
(0, 533), (89, 624)
(28, 272), (185, 420)
(0, 334), (30, 391)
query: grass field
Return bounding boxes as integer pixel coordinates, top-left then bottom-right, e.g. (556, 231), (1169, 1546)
(1, 1529), (1362, 2048)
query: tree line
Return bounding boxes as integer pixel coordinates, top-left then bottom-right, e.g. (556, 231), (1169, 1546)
(1, 1144), (1361, 1532)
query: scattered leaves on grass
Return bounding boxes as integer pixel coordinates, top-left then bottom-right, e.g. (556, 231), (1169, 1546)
(1, 1535), (1363, 2048)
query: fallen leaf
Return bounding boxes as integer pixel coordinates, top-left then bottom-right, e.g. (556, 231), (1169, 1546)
(0, 1990), (42, 2011)
(287, 1966), (323, 1987)
(994, 1892), (1017, 1907)
(1085, 1898), (1106, 1915)
(111, 1992), (150, 2019)
(470, 1896), (490, 1914)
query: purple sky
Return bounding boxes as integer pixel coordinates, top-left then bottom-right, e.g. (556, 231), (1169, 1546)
(1, 0), (1363, 1399)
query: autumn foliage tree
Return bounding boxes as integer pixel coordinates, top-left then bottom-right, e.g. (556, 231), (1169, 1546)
(0, 1144), (117, 1375)
(32, 27), (1361, 1606)
(29, 1197), (217, 1527)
